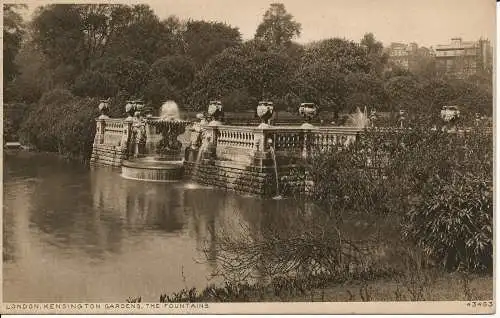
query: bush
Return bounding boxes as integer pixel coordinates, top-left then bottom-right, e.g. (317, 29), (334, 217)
(19, 89), (99, 162)
(301, 127), (492, 273)
(403, 172), (492, 272)
(399, 130), (493, 272)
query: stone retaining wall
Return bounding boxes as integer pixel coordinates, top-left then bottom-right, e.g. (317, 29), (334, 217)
(183, 160), (308, 197)
(90, 144), (128, 167)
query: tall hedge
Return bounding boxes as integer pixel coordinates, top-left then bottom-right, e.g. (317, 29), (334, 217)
(19, 89), (99, 162)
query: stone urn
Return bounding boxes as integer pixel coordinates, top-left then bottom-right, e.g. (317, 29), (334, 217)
(256, 101), (274, 128)
(298, 102), (319, 128)
(98, 99), (110, 119)
(207, 100), (223, 126)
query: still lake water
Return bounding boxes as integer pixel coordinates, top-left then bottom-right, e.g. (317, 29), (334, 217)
(3, 151), (319, 302)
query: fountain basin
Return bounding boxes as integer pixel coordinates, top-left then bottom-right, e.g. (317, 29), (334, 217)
(121, 157), (184, 182)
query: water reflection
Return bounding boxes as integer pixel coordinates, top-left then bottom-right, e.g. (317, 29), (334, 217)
(91, 168), (186, 234)
(4, 152), (382, 303)
(3, 152), (289, 302)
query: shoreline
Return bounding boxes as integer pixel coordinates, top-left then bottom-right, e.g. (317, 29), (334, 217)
(130, 269), (492, 303)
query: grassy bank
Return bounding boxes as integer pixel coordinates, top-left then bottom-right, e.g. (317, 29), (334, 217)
(127, 269), (492, 303)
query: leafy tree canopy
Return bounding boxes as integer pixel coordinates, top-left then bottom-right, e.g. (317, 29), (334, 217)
(255, 3), (301, 48)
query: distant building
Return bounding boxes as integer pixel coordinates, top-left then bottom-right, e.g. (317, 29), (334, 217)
(386, 42), (433, 72)
(387, 42), (408, 68)
(434, 37), (493, 78)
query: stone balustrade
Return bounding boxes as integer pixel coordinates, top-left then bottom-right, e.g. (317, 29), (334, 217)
(93, 117), (491, 169)
(183, 125), (363, 196)
(91, 115), (493, 197)
(91, 117), (166, 166)
(217, 126), (256, 150)
(206, 125), (364, 165)
(100, 119), (129, 147)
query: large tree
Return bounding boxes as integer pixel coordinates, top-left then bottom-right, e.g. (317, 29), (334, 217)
(189, 49), (250, 110)
(254, 3), (301, 47)
(31, 4), (178, 73)
(344, 72), (387, 111)
(291, 62), (346, 113)
(3, 4), (26, 86)
(383, 75), (424, 113)
(144, 55), (196, 106)
(360, 33), (388, 75)
(103, 4), (173, 64)
(183, 20), (242, 67)
(302, 38), (371, 74)
(246, 51), (295, 102)
(8, 40), (56, 103)
(86, 55), (150, 98)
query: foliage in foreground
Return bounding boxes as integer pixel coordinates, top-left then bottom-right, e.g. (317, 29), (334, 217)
(126, 255), (492, 302)
(304, 127), (493, 273)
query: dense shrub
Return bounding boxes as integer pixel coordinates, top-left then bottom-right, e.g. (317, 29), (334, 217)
(399, 130), (493, 272)
(19, 89), (99, 162)
(403, 172), (492, 272)
(302, 127), (493, 273)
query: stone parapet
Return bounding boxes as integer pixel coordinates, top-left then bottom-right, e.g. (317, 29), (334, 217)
(90, 144), (128, 167)
(183, 160), (308, 197)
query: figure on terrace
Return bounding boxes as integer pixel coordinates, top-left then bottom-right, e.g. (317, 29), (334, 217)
(189, 113), (207, 150)
(132, 111), (146, 157)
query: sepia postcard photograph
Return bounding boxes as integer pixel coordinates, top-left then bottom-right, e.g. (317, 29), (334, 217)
(1, 0), (496, 314)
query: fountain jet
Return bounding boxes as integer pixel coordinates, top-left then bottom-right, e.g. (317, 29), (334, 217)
(347, 107), (370, 128)
(160, 100), (181, 121)
(121, 100), (190, 182)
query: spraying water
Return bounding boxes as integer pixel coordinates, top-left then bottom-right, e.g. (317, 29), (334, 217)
(186, 141), (208, 190)
(190, 126), (210, 182)
(347, 107), (370, 128)
(160, 100), (181, 121)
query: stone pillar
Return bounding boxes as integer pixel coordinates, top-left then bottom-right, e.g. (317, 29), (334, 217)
(94, 119), (106, 145)
(252, 129), (273, 167)
(302, 129), (311, 160)
(253, 130), (265, 152)
(202, 125), (218, 160)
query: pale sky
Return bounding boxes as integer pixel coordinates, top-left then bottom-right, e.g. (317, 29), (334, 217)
(19, 0), (496, 48)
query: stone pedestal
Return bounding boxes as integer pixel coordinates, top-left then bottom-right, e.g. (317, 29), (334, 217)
(94, 119), (106, 145)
